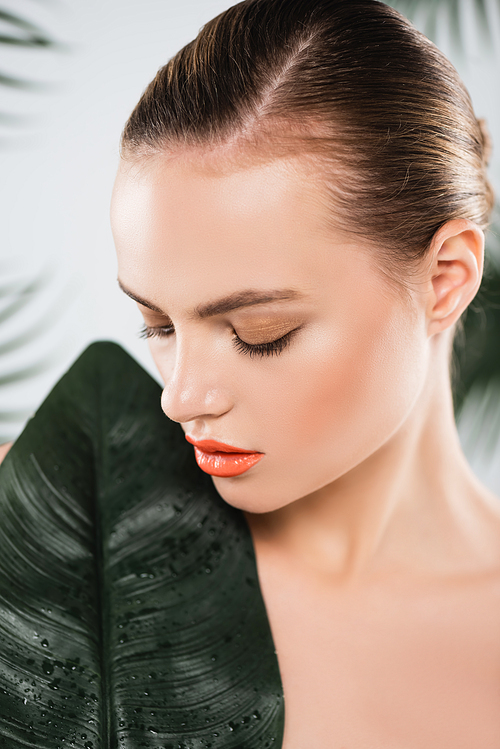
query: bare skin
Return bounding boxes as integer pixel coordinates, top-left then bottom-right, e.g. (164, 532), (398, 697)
(111, 149), (500, 748)
(0, 442), (12, 465)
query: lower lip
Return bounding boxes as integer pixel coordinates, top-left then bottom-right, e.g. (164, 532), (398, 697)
(193, 447), (264, 477)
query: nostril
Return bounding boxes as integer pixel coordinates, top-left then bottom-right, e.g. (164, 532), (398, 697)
(160, 381), (233, 424)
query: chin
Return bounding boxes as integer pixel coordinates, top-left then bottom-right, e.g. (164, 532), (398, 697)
(211, 474), (298, 515)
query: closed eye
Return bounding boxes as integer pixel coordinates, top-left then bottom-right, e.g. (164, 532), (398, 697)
(231, 328), (299, 357)
(138, 323), (174, 339)
(138, 323), (300, 357)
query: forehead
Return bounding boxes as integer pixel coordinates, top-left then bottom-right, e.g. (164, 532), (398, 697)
(112, 150), (327, 237)
(110, 151), (379, 310)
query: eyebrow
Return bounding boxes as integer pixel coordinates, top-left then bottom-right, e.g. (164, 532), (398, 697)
(117, 279), (304, 319)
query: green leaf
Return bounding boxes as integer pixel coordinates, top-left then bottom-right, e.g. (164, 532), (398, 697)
(385, 0), (497, 54)
(0, 6), (67, 128)
(452, 246), (500, 416)
(0, 277), (75, 358)
(0, 272), (53, 326)
(474, 0), (493, 48)
(0, 9), (59, 49)
(0, 341), (284, 748)
(0, 72), (54, 90)
(0, 357), (60, 386)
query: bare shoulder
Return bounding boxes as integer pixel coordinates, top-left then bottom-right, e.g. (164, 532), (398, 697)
(0, 442), (13, 465)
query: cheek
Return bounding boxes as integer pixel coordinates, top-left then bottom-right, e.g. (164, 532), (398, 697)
(148, 341), (174, 384)
(250, 307), (426, 468)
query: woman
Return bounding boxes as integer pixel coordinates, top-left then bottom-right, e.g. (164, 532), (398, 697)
(2, 0), (500, 746)
(110, 0), (500, 744)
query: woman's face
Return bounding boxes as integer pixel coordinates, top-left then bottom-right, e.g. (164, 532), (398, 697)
(111, 152), (429, 513)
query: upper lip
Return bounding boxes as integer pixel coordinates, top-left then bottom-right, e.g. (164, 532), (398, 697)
(185, 435), (261, 454)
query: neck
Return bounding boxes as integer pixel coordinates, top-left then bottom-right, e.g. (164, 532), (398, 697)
(245, 336), (500, 583)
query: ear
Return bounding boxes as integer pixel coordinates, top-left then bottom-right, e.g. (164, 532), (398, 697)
(426, 219), (484, 337)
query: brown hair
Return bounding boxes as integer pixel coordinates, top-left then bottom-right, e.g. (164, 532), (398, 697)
(121, 0), (493, 294)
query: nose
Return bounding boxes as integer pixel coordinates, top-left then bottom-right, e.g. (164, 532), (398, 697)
(159, 343), (233, 425)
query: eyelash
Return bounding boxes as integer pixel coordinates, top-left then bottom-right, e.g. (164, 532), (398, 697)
(138, 324), (296, 358)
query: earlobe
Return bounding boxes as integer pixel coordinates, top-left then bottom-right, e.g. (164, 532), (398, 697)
(426, 220), (484, 336)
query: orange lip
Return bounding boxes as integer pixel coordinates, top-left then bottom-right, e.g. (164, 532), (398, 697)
(185, 435), (264, 477)
(185, 435), (257, 453)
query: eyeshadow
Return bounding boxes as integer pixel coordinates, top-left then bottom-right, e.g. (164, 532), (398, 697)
(236, 317), (302, 344)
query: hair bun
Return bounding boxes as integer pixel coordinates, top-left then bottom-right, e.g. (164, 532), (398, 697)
(477, 117), (492, 167)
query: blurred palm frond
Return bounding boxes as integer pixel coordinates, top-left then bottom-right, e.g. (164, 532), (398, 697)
(387, 0), (497, 55)
(0, 4), (67, 144)
(0, 264), (75, 443)
(455, 376), (500, 492)
(0, 4), (70, 443)
(0, 8), (62, 86)
(452, 220), (500, 417)
(0, 8), (61, 50)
